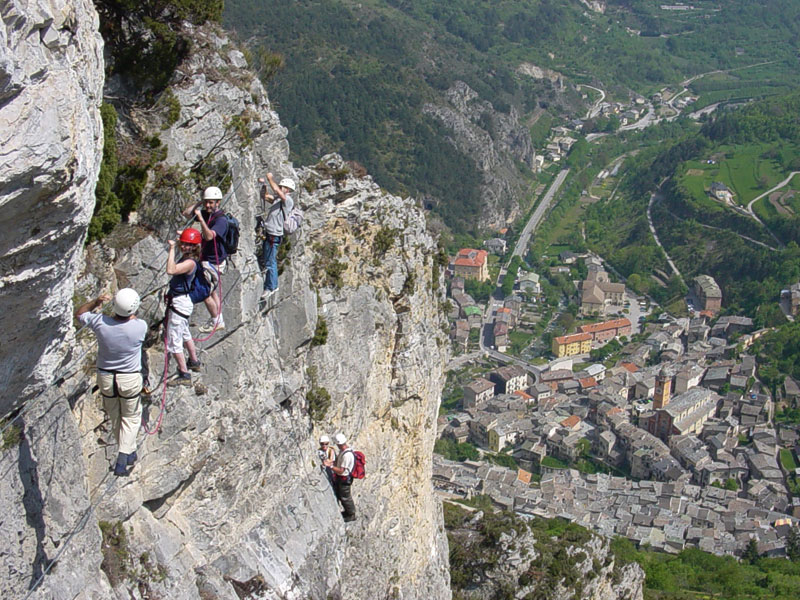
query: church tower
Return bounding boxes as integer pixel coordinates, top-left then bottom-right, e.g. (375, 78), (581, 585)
(653, 366), (671, 410)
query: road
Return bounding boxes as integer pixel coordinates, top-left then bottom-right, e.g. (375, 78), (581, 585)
(619, 105), (658, 132)
(512, 168), (570, 259)
(578, 84), (606, 119)
(747, 171), (800, 216)
(647, 191), (685, 287)
(477, 168), (570, 356)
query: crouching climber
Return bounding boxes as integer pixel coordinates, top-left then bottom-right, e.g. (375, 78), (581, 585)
(165, 229), (203, 385)
(317, 434), (336, 487)
(75, 288), (147, 476)
(324, 433), (357, 522)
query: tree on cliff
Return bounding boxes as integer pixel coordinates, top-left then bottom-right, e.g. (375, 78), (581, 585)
(95, 0), (223, 94)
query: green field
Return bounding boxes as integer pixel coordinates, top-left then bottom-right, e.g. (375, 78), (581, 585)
(679, 143), (794, 205)
(780, 448), (798, 471)
(752, 173), (800, 222)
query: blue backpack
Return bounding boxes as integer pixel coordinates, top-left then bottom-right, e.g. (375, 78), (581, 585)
(188, 261), (212, 304)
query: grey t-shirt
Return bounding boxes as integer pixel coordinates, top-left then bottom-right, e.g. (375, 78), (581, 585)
(265, 194), (294, 236)
(79, 313), (147, 372)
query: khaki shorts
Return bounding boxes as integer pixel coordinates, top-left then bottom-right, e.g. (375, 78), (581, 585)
(202, 260), (226, 291)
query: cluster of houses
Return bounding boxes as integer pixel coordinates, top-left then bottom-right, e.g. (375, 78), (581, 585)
(434, 455), (796, 557)
(437, 309), (800, 556)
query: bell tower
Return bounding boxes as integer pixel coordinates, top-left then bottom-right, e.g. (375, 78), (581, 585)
(653, 366), (671, 410)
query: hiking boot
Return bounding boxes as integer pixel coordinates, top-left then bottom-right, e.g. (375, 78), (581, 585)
(113, 453), (130, 477)
(187, 358), (202, 372)
(168, 371), (192, 386)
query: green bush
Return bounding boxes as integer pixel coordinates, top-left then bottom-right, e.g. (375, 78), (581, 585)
(311, 316), (328, 347)
(434, 437), (479, 461)
(307, 386), (331, 422)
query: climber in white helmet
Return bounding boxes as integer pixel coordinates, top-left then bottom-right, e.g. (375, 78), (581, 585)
(182, 185), (228, 333)
(317, 434), (336, 487)
(258, 172), (296, 304)
(74, 288), (147, 476)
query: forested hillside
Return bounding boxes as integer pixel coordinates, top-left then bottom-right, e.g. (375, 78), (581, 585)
(580, 91), (800, 323)
(223, 0), (800, 235)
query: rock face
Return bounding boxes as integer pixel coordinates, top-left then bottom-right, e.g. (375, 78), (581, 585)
(1, 16), (451, 600)
(422, 81), (536, 231)
(446, 506), (644, 600)
(0, 4), (108, 598)
(0, 0), (104, 413)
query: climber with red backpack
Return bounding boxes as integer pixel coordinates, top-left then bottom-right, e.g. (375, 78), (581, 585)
(323, 433), (365, 523)
(165, 229), (204, 385)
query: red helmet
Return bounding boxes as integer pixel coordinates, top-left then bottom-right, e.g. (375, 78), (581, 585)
(179, 228), (202, 244)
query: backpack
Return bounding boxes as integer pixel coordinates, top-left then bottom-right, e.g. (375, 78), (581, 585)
(187, 261), (213, 304)
(348, 449), (366, 480)
(211, 212), (240, 255)
(281, 201), (303, 234)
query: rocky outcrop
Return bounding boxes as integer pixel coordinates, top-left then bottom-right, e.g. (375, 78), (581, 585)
(446, 505), (644, 600)
(2, 15), (451, 600)
(422, 81), (536, 231)
(0, 0), (104, 413)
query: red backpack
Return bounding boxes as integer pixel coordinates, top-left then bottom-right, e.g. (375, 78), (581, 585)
(346, 449), (366, 480)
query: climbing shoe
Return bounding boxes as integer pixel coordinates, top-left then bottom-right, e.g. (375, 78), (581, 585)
(187, 358), (202, 372)
(168, 371), (192, 386)
(198, 318), (225, 333)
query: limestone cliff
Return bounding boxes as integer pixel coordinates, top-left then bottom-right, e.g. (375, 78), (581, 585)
(422, 81), (535, 231)
(446, 504), (644, 600)
(1, 12), (451, 600)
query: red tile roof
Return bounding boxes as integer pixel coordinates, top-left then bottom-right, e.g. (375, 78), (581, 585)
(560, 415), (581, 429)
(621, 362), (639, 373)
(554, 333), (592, 345)
(513, 390), (533, 400)
(579, 318), (632, 334)
(454, 248), (488, 267)
(578, 377), (598, 388)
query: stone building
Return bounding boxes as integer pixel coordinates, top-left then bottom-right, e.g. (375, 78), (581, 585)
(694, 275), (722, 314)
(453, 248), (489, 281)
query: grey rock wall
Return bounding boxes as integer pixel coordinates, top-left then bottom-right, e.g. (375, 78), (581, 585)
(422, 81), (536, 231)
(0, 0), (104, 413)
(2, 17), (451, 600)
(0, 2), (107, 597)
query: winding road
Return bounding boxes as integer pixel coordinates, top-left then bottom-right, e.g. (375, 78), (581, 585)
(578, 84), (606, 119)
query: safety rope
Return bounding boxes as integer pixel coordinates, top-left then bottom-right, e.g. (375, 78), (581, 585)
(141, 308), (171, 436)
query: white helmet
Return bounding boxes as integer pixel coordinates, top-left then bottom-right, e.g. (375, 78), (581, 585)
(113, 288), (140, 317)
(334, 433), (347, 445)
(278, 178), (296, 192)
(319, 435), (330, 444)
(203, 186), (223, 200)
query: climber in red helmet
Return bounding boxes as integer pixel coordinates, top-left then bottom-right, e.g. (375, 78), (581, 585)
(165, 229), (203, 385)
